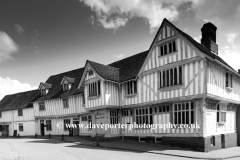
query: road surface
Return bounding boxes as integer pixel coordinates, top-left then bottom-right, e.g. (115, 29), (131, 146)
(0, 138), (204, 160)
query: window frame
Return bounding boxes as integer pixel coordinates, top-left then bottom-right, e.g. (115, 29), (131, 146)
(38, 102), (45, 111)
(159, 65), (183, 89)
(19, 123), (23, 132)
(110, 110), (119, 124)
(41, 89), (46, 95)
(18, 109), (23, 117)
(173, 101), (194, 125)
(125, 81), (137, 96)
(135, 107), (153, 125)
(159, 40), (177, 57)
(46, 120), (52, 131)
(63, 98), (69, 108)
(225, 71), (233, 88)
(88, 81), (101, 97)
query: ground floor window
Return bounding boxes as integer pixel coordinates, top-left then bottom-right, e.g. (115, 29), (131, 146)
(135, 107), (153, 125)
(154, 103), (170, 113)
(173, 101), (194, 125)
(46, 120), (52, 131)
(64, 119), (70, 130)
(19, 123), (23, 131)
(88, 115), (92, 129)
(110, 110), (119, 124)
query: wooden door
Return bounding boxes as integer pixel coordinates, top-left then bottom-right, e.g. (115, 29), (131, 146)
(73, 121), (79, 136)
(96, 117), (104, 135)
(40, 123), (45, 136)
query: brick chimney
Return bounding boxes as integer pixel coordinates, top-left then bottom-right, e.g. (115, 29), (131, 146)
(201, 22), (218, 54)
(238, 69), (240, 74)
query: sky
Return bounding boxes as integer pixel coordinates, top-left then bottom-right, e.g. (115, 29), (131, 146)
(0, 0), (240, 100)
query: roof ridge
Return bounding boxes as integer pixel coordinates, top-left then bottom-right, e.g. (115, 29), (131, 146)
(88, 60), (119, 69)
(108, 50), (149, 66)
(3, 89), (38, 97)
(50, 67), (84, 77)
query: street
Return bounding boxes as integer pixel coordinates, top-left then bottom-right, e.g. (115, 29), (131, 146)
(0, 138), (203, 160)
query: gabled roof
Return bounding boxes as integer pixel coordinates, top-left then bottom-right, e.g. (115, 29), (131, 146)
(39, 82), (52, 89)
(88, 60), (119, 82)
(35, 68), (84, 101)
(164, 18), (235, 71)
(61, 76), (75, 84)
(0, 90), (41, 112)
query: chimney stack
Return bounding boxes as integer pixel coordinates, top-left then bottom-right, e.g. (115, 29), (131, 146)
(201, 22), (218, 54)
(238, 69), (240, 74)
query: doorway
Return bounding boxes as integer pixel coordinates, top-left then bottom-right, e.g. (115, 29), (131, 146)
(96, 116), (105, 135)
(73, 118), (79, 136)
(40, 120), (45, 136)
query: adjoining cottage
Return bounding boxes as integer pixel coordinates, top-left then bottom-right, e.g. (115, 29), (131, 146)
(0, 90), (40, 136)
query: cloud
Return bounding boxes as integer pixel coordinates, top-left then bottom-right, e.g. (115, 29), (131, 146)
(114, 53), (124, 59)
(14, 24), (25, 34)
(0, 76), (37, 100)
(0, 31), (18, 63)
(79, 0), (200, 31)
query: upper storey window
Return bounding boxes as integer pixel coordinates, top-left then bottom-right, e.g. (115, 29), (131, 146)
(159, 40), (177, 57)
(88, 81), (101, 97)
(126, 81), (137, 95)
(159, 65), (182, 89)
(225, 71), (233, 88)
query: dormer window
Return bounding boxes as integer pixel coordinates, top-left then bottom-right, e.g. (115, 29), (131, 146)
(61, 76), (74, 91)
(39, 83), (52, 96)
(41, 89), (46, 95)
(63, 84), (69, 91)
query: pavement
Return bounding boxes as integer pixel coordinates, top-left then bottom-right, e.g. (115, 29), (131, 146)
(2, 135), (240, 160)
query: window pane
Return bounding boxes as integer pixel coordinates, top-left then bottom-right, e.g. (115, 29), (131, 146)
(170, 69), (173, 86)
(174, 67), (177, 85)
(163, 71), (165, 87)
(191, 111), (194, 124)
(164, 45), (167, 55)
(179, 66), (182, 85)
(186, 111), (189, 124)
(182, 111), (185, 124)
(159, 72), (162, 88)
(174, 112), (178, 124)
(173, 41), (176, 52)
(226, 72), (228, 87)
(178, 112), (181, 124)
(167, 70), (169, 87)
(169, 43), (172, 53)
(161, 46), (163, 56)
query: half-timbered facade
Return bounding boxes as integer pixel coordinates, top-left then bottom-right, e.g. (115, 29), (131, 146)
(75, 19), (240, 152)
(1, 18), (239, 152)
(0, 90), (40, 136)
(32, 68), (92, 136)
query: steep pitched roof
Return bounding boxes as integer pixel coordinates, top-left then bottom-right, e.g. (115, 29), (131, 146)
(109, 50), (149, 82)
(88, 60), (119, 82)
(164, 18), (235, 71)
(0, 90), (41, 112)
(35, 68), (84, 101)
